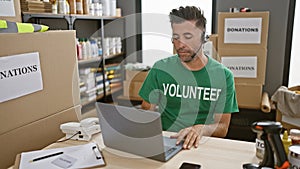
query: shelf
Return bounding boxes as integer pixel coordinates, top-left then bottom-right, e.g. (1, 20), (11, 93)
(110, 85), (123, 94)
(104, 52), (125, 60)
(81, 92), (105, 106)
(78, 53), (124, 65)
(81, 98), (96, 107)
(22, 11), (126, 108)
(22, 12), (122, 20)
(70, 14), (122, 20)
(22, 12), (123, 29)
(78, 57), (102, 65)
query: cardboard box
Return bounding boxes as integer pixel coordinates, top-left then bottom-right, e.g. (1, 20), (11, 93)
(208, 34), (219, 61)
(0, 0), (22, 22)
(218, 48), (267, 85)
(0, 105), (81, 169)
(218, 12), (269, 49)
(125, 70), (148, 82)
(276, 110), (300, 131)
(235, 83), (263, 109)
(209, 34), (218, 51)
(0, 30), (80, 135)
(123, 80), (144, 98)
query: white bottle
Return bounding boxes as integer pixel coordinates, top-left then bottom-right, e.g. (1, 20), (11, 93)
(81, 40), (87, 60)
(89, 3), (95, 15)
(92, 41), (98, 58)
(110, 0), (116, 16)
(76, 39), (83, 60)
(101, 0), (110, 16)
(86, 39), (92, 59)
(58, 0), (67, 14)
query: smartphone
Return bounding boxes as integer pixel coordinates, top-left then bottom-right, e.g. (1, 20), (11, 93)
(179, 162), (201, 169)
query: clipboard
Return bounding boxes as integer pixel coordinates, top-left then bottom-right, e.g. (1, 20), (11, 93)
(14, 143), (106, 169)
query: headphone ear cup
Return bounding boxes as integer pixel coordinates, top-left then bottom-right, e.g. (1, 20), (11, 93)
(201, 32), (205, 43)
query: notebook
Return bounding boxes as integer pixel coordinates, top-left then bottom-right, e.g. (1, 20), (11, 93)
(95, 102), (183, 162)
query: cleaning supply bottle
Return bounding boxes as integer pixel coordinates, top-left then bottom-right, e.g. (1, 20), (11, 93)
(282, 130), (292, 155)
(290, 128), (300, 145)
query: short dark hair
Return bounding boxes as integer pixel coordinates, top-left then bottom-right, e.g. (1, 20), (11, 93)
(169, 6), (206, 31)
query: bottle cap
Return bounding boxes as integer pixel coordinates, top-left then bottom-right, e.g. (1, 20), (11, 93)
(290, 129), (300, 136)
(283, 130), (289, 140)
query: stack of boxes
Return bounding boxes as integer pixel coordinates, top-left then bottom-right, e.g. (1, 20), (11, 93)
(0, 31), (81, 169)
(123, 70), (148, 99)
(217, 12), (270, 109)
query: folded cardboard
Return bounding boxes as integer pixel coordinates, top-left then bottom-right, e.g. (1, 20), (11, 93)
(0, 0), (22, 22)
(123, 80), (144, 98)
(235, 83), (262, 109)
(0, 105), (81, 169)
(208, 34), (219, 61)
(125, 70), (148, 82)
(218, 48), (267, 85)
(0, 30), (80, 135)
(209, 34), (218, 51)
(218, 12), (269, 49)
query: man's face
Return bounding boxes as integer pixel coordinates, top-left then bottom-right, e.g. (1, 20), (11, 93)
(171, 20), (203, 62)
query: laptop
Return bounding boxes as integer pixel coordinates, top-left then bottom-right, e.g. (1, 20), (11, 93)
(95, 102), (183, 162)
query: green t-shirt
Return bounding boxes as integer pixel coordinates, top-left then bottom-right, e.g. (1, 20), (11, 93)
(139, 55), (239, 132)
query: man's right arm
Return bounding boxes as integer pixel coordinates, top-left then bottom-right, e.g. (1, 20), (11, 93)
(141, 100), (157, 111)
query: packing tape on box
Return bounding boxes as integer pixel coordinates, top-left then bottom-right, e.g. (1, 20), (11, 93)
(261, 92), (271, 113)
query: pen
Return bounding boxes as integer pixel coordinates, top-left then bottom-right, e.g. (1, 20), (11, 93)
(29, 152), (63, 163)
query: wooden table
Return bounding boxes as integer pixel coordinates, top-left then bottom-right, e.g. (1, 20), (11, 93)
(24, 132), (260, 169)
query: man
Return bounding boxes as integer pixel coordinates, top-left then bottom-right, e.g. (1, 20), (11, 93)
(139, 6), (239, 150)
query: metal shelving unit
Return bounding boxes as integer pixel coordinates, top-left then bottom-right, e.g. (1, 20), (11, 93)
(22, 12), (126, 111)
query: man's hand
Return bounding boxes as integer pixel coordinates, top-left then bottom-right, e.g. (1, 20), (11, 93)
(170, 124), (204, 149)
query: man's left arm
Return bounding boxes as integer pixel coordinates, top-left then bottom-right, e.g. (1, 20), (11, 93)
(171, 113), (231, 149)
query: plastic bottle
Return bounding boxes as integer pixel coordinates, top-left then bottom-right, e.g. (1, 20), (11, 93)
(52, 1), (58, 14)
(89, 3), (95, 16)
(81, 39), (87, 60)
(76, 0), (83, 14)
(110, 0), (116, 16)
(91, 40), (98, 58)
(290, 129), (300, 145)
(97, 38), (102, 56)
(83, 0), (89, 14)
(101, 0), (110, 16)
(58, 0), (67, 14)
(255, 132), (264, 159)
(282, 130), (292, 155)
(76, 38), (83, 60)
(65, 1), (70, 14)
(69, 0), (76, 14)
(86, 39), (92, 59)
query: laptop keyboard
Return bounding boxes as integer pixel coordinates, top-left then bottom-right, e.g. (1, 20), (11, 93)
(165, 147), (177, 155)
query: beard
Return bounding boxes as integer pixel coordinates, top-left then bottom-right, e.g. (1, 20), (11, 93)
(177, 51), (196, 63)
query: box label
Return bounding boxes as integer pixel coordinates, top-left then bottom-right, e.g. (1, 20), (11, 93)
(0, 52), (43, 103)
(224, 18), (262, 44)
(0, 0), (15, 17)
(221, 56), (257, 78)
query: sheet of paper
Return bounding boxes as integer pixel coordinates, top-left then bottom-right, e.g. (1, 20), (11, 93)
(0, 52), (43, 103)
(19, 143), (105, 169)
(0, 0), (15, 16)
(224, 18), (262, 44)
(221, 56), (257, 78)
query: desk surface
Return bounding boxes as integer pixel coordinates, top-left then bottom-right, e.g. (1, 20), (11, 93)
(36, 132), (259, 169)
